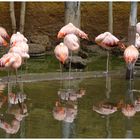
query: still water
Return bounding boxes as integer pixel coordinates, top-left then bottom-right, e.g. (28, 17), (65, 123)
(0, 74), (140, 138)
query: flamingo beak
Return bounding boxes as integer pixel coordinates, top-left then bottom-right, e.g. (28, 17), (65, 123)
(60, 56), (66, 64)
(6, 34), (10, 40)
(57, 32), (65, 39)
(3, 40), (8, 47)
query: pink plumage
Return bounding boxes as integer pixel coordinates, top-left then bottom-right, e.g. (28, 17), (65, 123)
(64, 33), (80, 51)
(0, 26), (10, 39)
(0, 36), (8, 47)
(0, 52), (22, 70)
(136, 22), (140, 34)
(95, 32), (119, 50)
(10, 32), (27, 47)
(124, 45), (139, 70)
(135, 33), (140, 48)
(57, 23), (88, 40)
(54, 42), (69, 64)
(9, 42), (29, 59)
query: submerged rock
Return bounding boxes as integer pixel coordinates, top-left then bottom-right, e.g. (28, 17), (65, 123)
(64, 56), (87, 69)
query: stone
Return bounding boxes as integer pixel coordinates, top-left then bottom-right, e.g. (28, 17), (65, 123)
(64, 56), (87, 69)
(29, 35), (51, 47)
(29, 43), (46, 56)
(82, 45), (107, 56)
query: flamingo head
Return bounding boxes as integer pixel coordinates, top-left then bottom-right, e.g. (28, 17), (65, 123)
(10, 41), (16, 47)
(57, 32), (66, 39)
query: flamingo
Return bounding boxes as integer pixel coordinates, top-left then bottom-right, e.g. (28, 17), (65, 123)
(0, 52), (22, 81)
(10, 32), (27, 47)
(57, 23), (88, 40)
(95, 32), (119, 50)
(8, 92), (26, 104)
(0, 26), (10, 39)
(0, 36), (8, 47)
(64, 34), (80, 51)
(135, 33), (140, 49)
(136, 22), (140, 34)
(8, 42), (30, 59)
(54, 42), (69, 64)
(124, 45), (139, 70)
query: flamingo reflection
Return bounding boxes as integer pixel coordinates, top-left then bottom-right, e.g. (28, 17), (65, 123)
(53, 88), (85, 138)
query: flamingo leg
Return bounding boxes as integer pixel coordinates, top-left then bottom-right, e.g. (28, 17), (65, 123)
(7, 69), (10, 82)
(68, 50), (72, 89)
(59, 62), (63, 89)
(15, 69), (18, 83)
(25, 59), (28, 74)
(106, 51), (110, 73)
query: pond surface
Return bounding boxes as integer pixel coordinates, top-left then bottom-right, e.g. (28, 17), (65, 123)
(0, 74), (140, 138)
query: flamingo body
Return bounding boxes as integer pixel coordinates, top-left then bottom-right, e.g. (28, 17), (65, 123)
(64, 34), (80, 51)
(124, 45), (139, 70)
(0, 52), (22, 70)
(95, 32), (119, 50)
(57, 23), (88, 40)
(9, 42), (29, 59)
(10, 32), (27, 47)
(0, 27), (9, 39)
(54, 42), (69, 64)
(136, 22), (140, 34)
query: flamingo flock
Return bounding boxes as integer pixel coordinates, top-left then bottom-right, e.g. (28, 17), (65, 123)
(54, 23), (88, 65)
(0, 28), (29, 81)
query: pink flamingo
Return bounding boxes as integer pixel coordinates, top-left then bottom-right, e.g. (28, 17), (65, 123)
(57, 23), (88, 40)
(0, 36), (8, 47)
(54, 42), (69, 64)
(0, 26), (10, 39)
(136, 22), (140, 34)
(135, 33), (140, 49)
(64, 34), (80, 51)
(124, 45), (139, 70)
(10, 32), (27, 47)
(0, 52), (22, 81)
(9, 42), (29, 59)
(95, 32), (119, 50)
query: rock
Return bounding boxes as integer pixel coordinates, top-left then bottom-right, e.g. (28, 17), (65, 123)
(64, 56), (87, 69)
(29, 43), (46, 57)
(78, 49), (88, 59)
(29, 35), (51, 48)
(82, 45), (107, 56)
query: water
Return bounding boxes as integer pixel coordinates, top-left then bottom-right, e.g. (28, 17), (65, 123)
(0, 74), (140, 138)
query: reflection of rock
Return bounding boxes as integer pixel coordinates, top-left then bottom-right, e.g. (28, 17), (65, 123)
(64, 56), (87, 69)
(78, 49), (88, 59)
